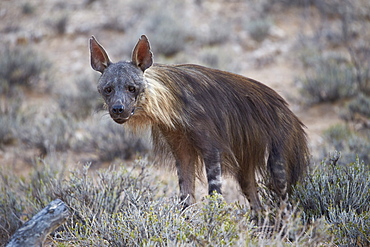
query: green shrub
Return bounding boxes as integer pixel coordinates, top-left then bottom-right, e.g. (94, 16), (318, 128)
(143, 11), (189, 57)
(299, 56), (357, 103)
(293, 156), (370, 246)
(186, 195), (242, 246)
(0, 155), (67, 244)
(322, 124), (370, 164)
(244, 19), (271, 43)
(57, 76), (102, 120)
(1, 158), (334, 246)
(0, 45), (51, 95)
(0, 93), (23, 148)
(197, 18), (230, 46)
(344, 93), (370, 120)
(73, 116), (150, 162)
(198, 46), (242, 74)
(0, 113), (16, 148)
(0, 174), (25, 245)
(58, 185), (331, 247)
(21, 2), (35, 15)
(0, 159), (156, 246)
(18, 111), (76, 155)
(53, 15), (69, 35)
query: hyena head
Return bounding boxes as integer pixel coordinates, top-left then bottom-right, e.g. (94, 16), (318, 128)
(89, 35), (153, 124)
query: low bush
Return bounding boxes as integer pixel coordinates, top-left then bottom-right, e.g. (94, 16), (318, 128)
(1, 158), (335, 246)
(343, 93), (370, 120)
(51, 15), (69, 35)
(198, 46), (242, 74)
(0, 113), (16, 148)
(197, 18), (230, 46)
(322, 124), (370, 165)
(0, 174), (25, 245)
(17, 110), (76, 156)
(57, 76), (102, 120)
(21, 2), (35, 15)
(299, 55), (357, 104)
(143, 11), (189, 57)
(293, 155), (370, 246)
(73, 116), (150, 162)
(244, 19), (272, 43)
(0, 93), (23, 148)
(0, 45), (51, 95)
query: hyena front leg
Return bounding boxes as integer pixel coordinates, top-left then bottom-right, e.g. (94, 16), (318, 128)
(175, 156), (196, 208)
(160, 129), (197, 207)
(204, 148), (222, 196)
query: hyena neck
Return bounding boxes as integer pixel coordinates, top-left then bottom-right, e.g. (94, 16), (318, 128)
(126, 66), (183, 131)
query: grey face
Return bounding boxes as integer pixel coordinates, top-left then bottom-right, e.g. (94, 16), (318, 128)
(97, 62), (145, 124)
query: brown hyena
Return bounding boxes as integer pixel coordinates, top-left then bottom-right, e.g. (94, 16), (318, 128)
(89, 35), (309, 211)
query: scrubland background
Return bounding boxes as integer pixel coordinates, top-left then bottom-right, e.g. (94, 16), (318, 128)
(0, 0), (369, 246)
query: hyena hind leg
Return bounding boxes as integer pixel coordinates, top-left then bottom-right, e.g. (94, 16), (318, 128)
(237, 164), (263, 212)
(267, 150), (288, 201)
(204, 149), (222, 196)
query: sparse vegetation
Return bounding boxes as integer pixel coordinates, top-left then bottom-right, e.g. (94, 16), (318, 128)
(74, 116), (150, 162)
(0, 93), (22, 148)
(142, 11), (190, 57)
(293, 155), (370, 246)
(321, 124), (370, 165)
(296, 0), (370, 104)
(197, 45), (242, 73)
(57, 75), (102, 120)
(53, 15), (69, 35)
(295, 0), (370, 186)
(343, 93), (370, 121)
(0, 45), (51, 95)
(18, 112), (75, 156)
(197, 18), (230, 46)
(245, 19), (272, 43)
(299, 55), (357, 103)
(21, 3), (35, 15)
(1, 158), (336, 246)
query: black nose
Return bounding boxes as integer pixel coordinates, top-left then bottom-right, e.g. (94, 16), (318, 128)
(112, 104), (124, 114)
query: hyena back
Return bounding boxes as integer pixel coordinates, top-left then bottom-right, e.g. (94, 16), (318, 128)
(89, 35), (309, 211)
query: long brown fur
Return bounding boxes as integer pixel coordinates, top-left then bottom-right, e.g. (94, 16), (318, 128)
(90, 35), (309, 211)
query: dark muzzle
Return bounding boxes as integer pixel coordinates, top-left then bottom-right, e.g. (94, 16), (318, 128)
(109, 104), (135, 124)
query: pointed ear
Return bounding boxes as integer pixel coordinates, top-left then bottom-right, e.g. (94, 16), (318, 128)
(131, 35), (153, 72)
(90, 36), (111, 73)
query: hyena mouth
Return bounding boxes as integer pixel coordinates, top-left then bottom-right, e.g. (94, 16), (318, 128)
(112, 117), (129, 124)
(112, 108), (135, 124)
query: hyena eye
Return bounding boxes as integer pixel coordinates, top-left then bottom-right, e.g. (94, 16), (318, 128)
(128, 86), (136, 93)
(104, 86), (113, 95)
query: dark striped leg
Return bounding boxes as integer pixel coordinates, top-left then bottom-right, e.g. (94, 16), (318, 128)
(204, 149), (222, 196)
(267, 148), (288, 200)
